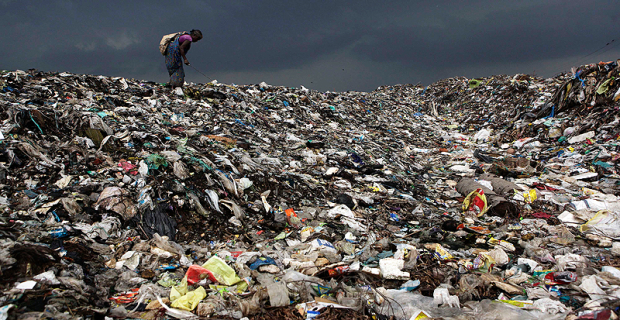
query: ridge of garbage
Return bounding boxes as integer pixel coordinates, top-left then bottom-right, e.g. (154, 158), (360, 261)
(0, 61), (619, 320)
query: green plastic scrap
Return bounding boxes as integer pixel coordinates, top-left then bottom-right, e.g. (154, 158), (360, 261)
(146, 154), (168, 170)
(29, 113), (44, 134)
(596, 77), (614, 95)
(593, 161), (613, 168)
(469, 79), (482, 89)
(177, 144), (194, 155)
(84, 129), (104, 147)
(274, 231), (287, 240)
(158, 272), (178, 287)
(209, 284), (230, 297)
(189, 157), (212, 171)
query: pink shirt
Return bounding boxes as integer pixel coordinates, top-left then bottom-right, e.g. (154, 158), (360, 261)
(178, 34), (192, 44)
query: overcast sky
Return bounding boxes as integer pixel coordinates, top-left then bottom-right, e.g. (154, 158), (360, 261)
(2, 1), (620, 92)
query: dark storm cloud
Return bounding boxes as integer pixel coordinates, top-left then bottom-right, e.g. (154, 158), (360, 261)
(352, 2), (619, 66)
(1, 1), (620, 91)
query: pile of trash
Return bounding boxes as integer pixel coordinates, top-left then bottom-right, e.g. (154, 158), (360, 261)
(0, 60), (618, 320)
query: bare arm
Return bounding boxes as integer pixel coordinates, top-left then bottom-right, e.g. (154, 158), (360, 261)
(179, 40), (191, 65)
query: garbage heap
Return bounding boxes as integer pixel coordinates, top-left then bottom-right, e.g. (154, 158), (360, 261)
(0, 60), (619, 320)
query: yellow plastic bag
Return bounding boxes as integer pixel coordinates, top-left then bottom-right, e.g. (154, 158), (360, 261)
(202, 256), (241, 286)
(170, 276), (188, 302)
(236, 277), (250, 293)
(170, 286), (206, 311)
(523, 189), (537, 203)
(462, 188), (488, 217)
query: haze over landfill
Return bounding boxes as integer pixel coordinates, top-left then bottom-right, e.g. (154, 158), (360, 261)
(1, 1), (620, 92)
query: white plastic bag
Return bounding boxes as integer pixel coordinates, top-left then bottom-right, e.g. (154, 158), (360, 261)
(473, 129), (491, 142)
(432, 287), (460, 308)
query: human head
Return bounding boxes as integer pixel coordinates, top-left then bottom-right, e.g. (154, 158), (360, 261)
(190, 29), (203, 42)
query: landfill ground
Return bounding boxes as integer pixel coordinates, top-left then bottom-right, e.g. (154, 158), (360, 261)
(0, 61), (619, 320)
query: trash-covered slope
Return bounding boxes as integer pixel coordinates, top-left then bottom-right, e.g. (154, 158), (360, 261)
(0, 61), (618, 320)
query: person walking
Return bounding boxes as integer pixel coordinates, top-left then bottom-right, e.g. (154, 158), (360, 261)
(165, 29), (202, 88)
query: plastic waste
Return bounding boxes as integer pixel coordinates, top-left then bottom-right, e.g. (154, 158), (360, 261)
(379, 258), (410, 280)
(266, 282), (290, 307)
(544, 271), (577, 284)
(2, 60), (620, 319)
(202, 256), (242, 286)
(462, 188), (488, 216)
(400, 279), (421, 291)
(433, 287), (460, 308)
(580, 210), (620, 238)
(532, 298), (568, 314)
(171, 286), (207, 311)
(185, 265), (218, 285)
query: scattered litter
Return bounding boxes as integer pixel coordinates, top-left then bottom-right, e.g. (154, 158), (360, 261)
(0, 61), (619, 319)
